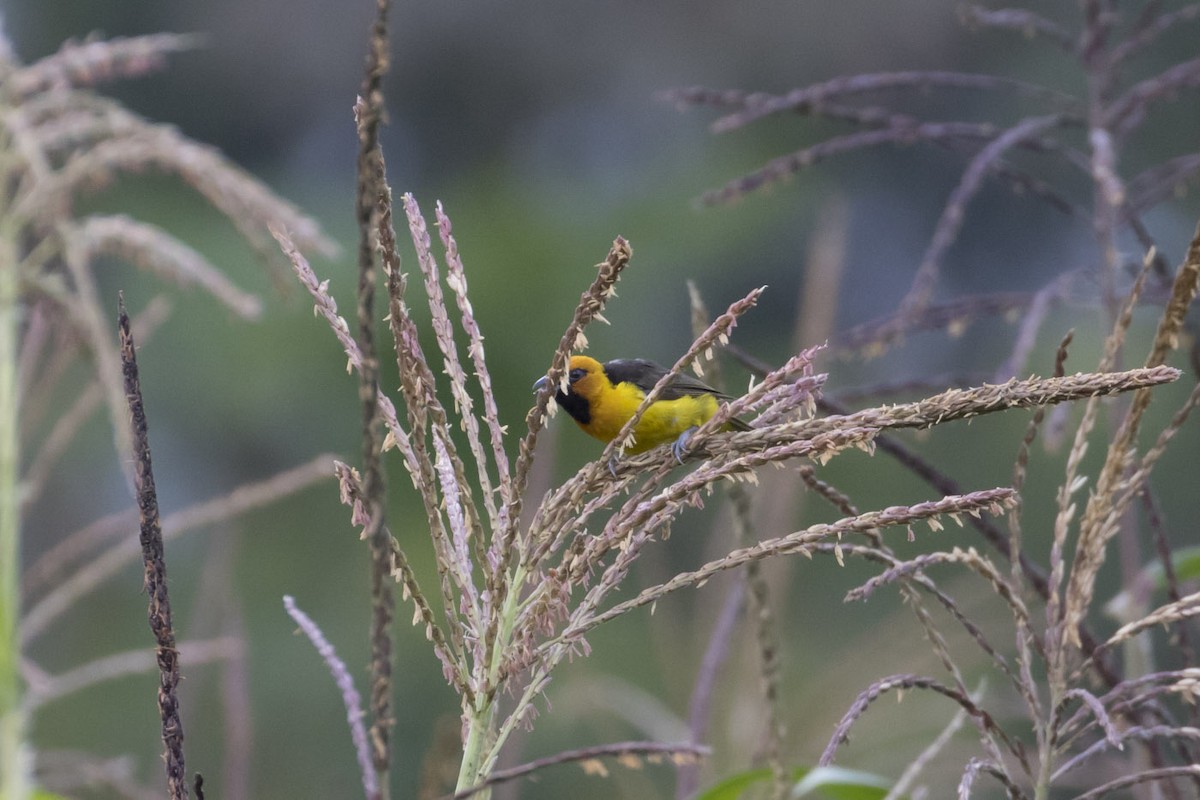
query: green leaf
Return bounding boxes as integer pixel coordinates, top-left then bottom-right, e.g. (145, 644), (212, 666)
(1156, 546), (1200, 584)
(694, 767), (776, 800)
(792, 765), (894, 799)
(695, 764), (896, 800)
(1105, 545), (1200, 623)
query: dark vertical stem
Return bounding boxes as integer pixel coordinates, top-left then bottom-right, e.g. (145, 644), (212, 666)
(1081, 0), (1120, 318)
(355, 3), (394, 797)
(679, 288), (785, 797)
(729, 486), (788, 800)
(1142, 488), (1198, 722)
(677, 571), (743, 800)
(1082, 7), (1179, 789)
(118, 292), (188, 800)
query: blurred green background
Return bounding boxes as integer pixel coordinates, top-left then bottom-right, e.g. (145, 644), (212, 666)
(9, 1), (1200, 798)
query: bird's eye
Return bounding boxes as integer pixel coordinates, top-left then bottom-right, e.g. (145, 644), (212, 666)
(568, 368), (587, 384)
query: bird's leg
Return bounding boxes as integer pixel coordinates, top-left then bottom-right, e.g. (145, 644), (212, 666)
(607, 453), (621, 477)
(671, 426), (698, 464)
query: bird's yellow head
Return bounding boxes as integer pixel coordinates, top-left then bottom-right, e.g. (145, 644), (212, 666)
(533, 355), (609, 424)
(550, 355), (607, 425)
(565, 355), (605, 394)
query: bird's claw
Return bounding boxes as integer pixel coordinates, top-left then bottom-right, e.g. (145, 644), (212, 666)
(607, 454), (620, 477)
(671, 427), (697, 464)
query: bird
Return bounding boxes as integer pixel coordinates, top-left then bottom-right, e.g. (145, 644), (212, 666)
(534, 355), (750, 461)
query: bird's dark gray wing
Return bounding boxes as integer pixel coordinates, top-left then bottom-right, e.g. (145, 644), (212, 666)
(602, 358), (734, 401)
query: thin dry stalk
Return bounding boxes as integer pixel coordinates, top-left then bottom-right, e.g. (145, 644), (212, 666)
(731, 462), (788, 800)
(687, 285), (788, 799)
(1070, 765), (1200, 800)
(819, 673), (1025, 773)
(63, 232), (135, 482)
(19, 295), (172, 512)
(690, 71), (1079, 133)
(847, 546), (1030, 630)
(682, 367), (1179, 462)
(401, 194), (488, 551)
(675, 288), (749, 800)
(284, 596), (378, 800)
(994, 277), (1074, 382)
(21, 454), (337, 639)
(353, 0), (396, 783)
(900, 114), (1066, 317)
(816, 541), (1032, 694)
(832, 374), (987, 403)
(23, 638), (240, 712)
(1007, 331), (1074, 740)
(956, 757), (1027, 800)
(885, 697), (970, 800)
(563, 489), (1017, 643)
(275, 226), (472, 700)
(334, 463), (469, 700)
(1064, 225), (1200, 649)
(32, 750), (163, 800)
(6, 35), (203, 98)
(117, 293), (187, 800)
(1053, 725), (1200, 782)
(374, 194), (480, 668)
(1102, 592), (1200, 653)
(450, 741), (709, 800)
(677, 573), (743, 800)
(958, 6), (1074, 50)
(73, 216), (262, 318)
(834, 291), (1035, 361)
(1109, 380), (1200, 541)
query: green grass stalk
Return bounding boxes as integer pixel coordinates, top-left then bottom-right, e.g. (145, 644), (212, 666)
(0, 221), (30, 799)
(455, 559), (531, 797)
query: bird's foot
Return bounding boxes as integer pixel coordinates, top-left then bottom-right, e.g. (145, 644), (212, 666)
(671, 427), (698, 464)
(607, 453), (621, 477)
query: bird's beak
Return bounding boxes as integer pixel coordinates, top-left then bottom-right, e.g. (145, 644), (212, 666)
(533, 375), (550, 393)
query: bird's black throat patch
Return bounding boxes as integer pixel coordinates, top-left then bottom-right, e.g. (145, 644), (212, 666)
(555, 387), (591, 425)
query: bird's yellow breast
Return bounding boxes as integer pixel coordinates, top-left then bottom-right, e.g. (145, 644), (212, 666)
(580, 381), (721, 454)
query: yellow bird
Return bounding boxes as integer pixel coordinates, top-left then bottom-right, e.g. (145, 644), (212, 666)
(535, 355), (749, 459)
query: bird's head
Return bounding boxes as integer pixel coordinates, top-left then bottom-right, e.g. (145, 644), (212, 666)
(533, 355), (607, 423)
